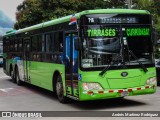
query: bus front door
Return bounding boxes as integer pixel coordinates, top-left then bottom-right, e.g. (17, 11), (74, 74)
(24, 38), (30, 82)
(65, 32), (79, 99)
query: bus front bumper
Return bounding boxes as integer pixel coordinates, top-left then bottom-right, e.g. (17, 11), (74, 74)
(79, 85), (156, 101)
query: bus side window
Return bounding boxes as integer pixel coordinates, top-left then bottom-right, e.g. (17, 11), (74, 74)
(54, 31), (63, 52)
(42, 35), (45, 52)
(45, 33), (55, 63)
(10, 39), (13, 52)
(3, 39), (5, 53)
(37, 35), (42, 52)
(59, 32), (63, 52)
(18, 39), (23, 52)
(15, 38), (17, 52)
(6, 40), (9, 53)
(37, 34), (43, 62)
(31, 36), (37, 61)
(31, 36), (37, 52)
(46, 33), (54, 52)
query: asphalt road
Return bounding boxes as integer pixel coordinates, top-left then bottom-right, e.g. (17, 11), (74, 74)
(0, 67), (160, 119)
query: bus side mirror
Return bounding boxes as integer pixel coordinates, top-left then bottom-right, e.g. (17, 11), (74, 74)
(74, 37), (82, 51)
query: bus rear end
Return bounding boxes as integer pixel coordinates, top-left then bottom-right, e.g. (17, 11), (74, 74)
(78, 11), (156, 101)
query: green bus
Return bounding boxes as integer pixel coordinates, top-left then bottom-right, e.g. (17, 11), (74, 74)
(3, 9), (157, 103)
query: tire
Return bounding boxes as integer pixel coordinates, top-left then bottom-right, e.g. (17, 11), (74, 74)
(15, 68), (22, 86)
(56, 75), (68, 103)
(157, 80), (160, 86)
(11, 69), (16, 83)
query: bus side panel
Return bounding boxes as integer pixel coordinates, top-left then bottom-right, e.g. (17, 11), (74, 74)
(29, 61), (65, 92)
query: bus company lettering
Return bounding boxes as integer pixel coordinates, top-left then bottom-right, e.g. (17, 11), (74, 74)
(126, 28), (150, 36)
(87, 28), (116, 37)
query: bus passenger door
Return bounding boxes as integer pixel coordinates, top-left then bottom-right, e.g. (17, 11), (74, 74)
(64, 32), (79, 99)
(24, 38), (30, 82)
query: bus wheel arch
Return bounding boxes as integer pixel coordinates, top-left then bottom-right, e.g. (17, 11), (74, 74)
(15, 65), (22, 85)
(9, 64), (13, 76)
(52, 71), (60, 93)
(10, 64), (16, 82)
(52, 71), (68, 103)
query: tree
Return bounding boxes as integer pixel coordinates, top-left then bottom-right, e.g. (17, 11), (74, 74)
(133, 0), (160, 32)
(14, 0), (126, 29)
(152, 0), (160, 34)
(133, 0), (154, 10)
(14, 0), (44, 29)
(133, 0), (160, 59)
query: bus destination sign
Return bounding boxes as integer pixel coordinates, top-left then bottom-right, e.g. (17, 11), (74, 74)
(125, 28), (150, 37)
(99, 17), (137, 24)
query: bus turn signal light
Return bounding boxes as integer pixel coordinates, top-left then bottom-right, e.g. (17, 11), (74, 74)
(118, 90), (123, 93)
(98, 91), (104, 94)
(109, 90), (114, 93)
(87, 91), (94, 95)
(128, 88), (132, 92)
(137, 88), (141, 90)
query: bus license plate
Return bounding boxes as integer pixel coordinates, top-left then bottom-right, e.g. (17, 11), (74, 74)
(121, 91), (129, 97)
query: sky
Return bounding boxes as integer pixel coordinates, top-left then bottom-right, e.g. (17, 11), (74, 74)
(0, 0), (24, 22)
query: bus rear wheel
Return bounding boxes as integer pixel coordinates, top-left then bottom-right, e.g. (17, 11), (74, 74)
(15, 68), (22, 86)
(56, 75), (68, 103)
(11, 69), (16, 83)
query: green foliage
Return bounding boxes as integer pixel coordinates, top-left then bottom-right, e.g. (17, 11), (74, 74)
(133, 0), (154, 10)
(133, 0), (160, 33)
(14, 0), (160, 33)
(14, 0), (126, 29)
(132, 0), (160, 58)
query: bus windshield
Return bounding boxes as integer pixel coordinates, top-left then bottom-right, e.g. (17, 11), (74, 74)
(81, 25), (121, 68)
(123, 25), (153, 65)
(80, 14), (153, 69)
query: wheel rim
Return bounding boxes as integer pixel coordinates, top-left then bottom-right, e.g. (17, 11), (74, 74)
(11, 71), (14, 78)
(56, 81), (63, 99)
(16, 71), (19, 83)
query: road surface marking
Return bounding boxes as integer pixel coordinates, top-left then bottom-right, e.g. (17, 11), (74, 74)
(0, 76), (10, 79)
(0, 87), (36, 96)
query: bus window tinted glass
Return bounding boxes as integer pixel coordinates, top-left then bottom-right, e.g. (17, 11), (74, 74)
(37, 35), (42, 52)
(32, 36), (37, 52)
(46, 33), (54, 52)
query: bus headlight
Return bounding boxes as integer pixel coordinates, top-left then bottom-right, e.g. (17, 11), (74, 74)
(146, 77), (157, 85)
(82, 83), (103, 91)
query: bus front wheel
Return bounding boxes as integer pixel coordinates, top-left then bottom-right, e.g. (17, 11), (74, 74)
(56, 75), (68, 103)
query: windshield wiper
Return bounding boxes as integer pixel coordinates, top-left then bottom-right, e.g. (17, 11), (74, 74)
(128, 50), (148, 73)
(99, 54), (122, 76)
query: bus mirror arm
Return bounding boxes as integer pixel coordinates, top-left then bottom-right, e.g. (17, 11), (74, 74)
(75, 37), (82, 51)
